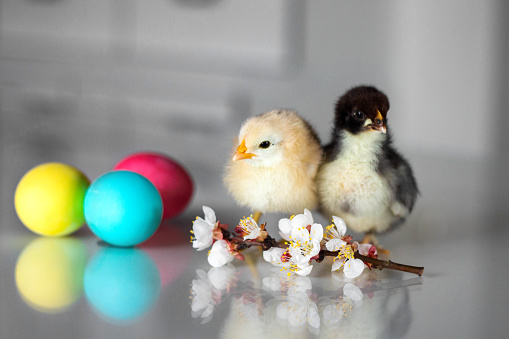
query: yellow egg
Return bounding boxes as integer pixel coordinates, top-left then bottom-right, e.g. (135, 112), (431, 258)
(15, 237), (88, 313)
(14, 163), (90, 236)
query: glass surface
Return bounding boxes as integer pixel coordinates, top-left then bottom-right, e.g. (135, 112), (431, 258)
(2, 202), (509, 338)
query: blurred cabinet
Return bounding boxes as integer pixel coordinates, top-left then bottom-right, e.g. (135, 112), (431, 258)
(1, 0), (301, 77)
(0, 0), (305, 214)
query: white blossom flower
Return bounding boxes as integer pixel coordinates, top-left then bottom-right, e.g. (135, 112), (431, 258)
(342, 258), (366, 279)
(324, 216), (348, 251)
(236, 216), (267, 241)
(287, 222), (323, 276)
(263, 246), (305, 276)
(241, 217), (260, 240)
(355, 241), (378, 257)
(208, 239), (235, 267)
(278, 209), (314, 241)
(191, 206), (217, 251)
(264, 212), (323, 277)
(263, 247), (287, 266)
(330, 243), (365, 279)
(325, 216), (365, 279)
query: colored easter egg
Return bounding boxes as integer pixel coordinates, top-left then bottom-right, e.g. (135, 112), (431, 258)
(14, 163), (90, 236)
(84, 171), (163, 247)
(113, 152), (193, 219)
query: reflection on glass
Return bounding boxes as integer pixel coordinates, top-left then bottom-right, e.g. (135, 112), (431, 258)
(15, 237), (88, 313)
(265, 272), (320, 334)
(318, 272), (414, 338)
(320, 283), (363, 327)
(139, 223), (192, 288)
(84, 246), (161, 324)
(190, 264), (237, 323)
(191, 267), (419, 337)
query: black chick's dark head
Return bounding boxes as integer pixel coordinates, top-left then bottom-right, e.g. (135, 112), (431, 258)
(334, 85), (390, 135)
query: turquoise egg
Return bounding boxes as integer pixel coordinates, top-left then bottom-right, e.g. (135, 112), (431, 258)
(84, 171), (163, 247)
(84, 247), (161, 322)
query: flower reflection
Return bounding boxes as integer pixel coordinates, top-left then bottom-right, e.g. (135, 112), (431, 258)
(320, 283), (363, 327)
(191, 269), (217, 321)
(262, 269), (320, 333)
(190, 264), (237, 323)
(275, 281), (320, 333)
(191, 266), (417, 337)
(15, 237), (88, 313)
(208, 264), (237, 291)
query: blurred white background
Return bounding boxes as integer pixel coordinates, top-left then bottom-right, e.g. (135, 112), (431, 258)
(1, 3), (509, 338)
(1, 0), (507, 240)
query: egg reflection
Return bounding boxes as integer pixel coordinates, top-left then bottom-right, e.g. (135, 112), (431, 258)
(15, 237), (88, 313)
(84, 246), (161, 323)
(139, 222), (192, 287)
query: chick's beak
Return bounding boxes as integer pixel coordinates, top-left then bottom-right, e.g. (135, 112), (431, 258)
(369, 110), (387, 134)
(233, 139), (257, 161)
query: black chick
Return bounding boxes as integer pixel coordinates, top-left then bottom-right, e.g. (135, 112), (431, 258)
(316, 85), (418, 244)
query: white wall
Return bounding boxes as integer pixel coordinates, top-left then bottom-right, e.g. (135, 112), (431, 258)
(1, 0), (506, 234)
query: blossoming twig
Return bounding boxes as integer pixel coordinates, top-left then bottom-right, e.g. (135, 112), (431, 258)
(228, 238), (423, 276)
(191, 206), (424, 278)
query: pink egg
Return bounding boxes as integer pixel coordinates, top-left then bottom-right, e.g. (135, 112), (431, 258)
(113, 152), (193, 219)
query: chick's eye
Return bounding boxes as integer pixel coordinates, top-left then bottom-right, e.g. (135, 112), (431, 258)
(354, 111), (365, 120)
(259, 141), (271, 149)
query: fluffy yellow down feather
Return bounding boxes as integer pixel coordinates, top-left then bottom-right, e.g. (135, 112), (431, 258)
(224, 110), (323, 216)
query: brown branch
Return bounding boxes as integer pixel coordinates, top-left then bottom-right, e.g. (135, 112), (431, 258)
(231, 235), (287, 251)
(355, 252), (424, 276)
(223, 228), (424, 276)
(320, 250), (424, 276)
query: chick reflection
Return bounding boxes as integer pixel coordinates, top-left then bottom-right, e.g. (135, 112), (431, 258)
(84, 246), (161, 324)
(15, 237), (88, 313)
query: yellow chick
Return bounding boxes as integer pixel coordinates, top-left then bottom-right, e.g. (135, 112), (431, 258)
(224, 110), (323, 222)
